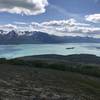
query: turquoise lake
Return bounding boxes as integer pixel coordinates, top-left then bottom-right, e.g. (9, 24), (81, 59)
(0, 43), (100, 59)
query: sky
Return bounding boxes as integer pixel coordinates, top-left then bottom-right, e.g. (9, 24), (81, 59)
(0, 0), (100, 37)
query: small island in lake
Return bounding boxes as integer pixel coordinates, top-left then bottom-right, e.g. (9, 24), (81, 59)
(66, 47), (75, 49)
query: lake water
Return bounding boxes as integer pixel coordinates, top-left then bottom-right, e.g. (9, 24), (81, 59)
(0, 43), (100, 59)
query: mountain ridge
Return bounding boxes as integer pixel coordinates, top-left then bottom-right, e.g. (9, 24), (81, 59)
(0, 30), (100, 44)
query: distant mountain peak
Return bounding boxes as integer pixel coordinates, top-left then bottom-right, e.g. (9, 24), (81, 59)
(7, 30), (18, 38)
(0, 30), (100, 44)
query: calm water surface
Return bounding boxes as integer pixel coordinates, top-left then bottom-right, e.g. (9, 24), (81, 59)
(0, 43), (100, 59)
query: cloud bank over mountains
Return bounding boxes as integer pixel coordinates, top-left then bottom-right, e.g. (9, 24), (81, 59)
(0, 18), (100, 37)
(0, 0), (48, 15)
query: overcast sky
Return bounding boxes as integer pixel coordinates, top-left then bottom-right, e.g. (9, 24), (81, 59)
(0, 0), (100, 37)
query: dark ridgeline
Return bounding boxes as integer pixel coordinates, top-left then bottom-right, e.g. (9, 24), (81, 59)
(1, 54), (100, 77)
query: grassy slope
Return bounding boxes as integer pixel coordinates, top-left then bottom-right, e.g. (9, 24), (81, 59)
(0, 54), (100, 99)
(0, 63), (100, 100)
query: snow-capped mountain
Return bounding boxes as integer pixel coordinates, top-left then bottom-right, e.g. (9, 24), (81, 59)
(0, 30), (100, 44)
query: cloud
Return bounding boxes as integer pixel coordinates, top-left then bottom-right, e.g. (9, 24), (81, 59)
(1, 18), (100, 37)
(41, 19), (89, 27)
(29, 19), (100, 36)
(0, 0), (48, 15)
(85, 14), (100, 23)
(0, 24), (17, 31)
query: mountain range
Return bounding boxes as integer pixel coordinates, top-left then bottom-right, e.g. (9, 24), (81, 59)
(0, 30), (100, 44)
